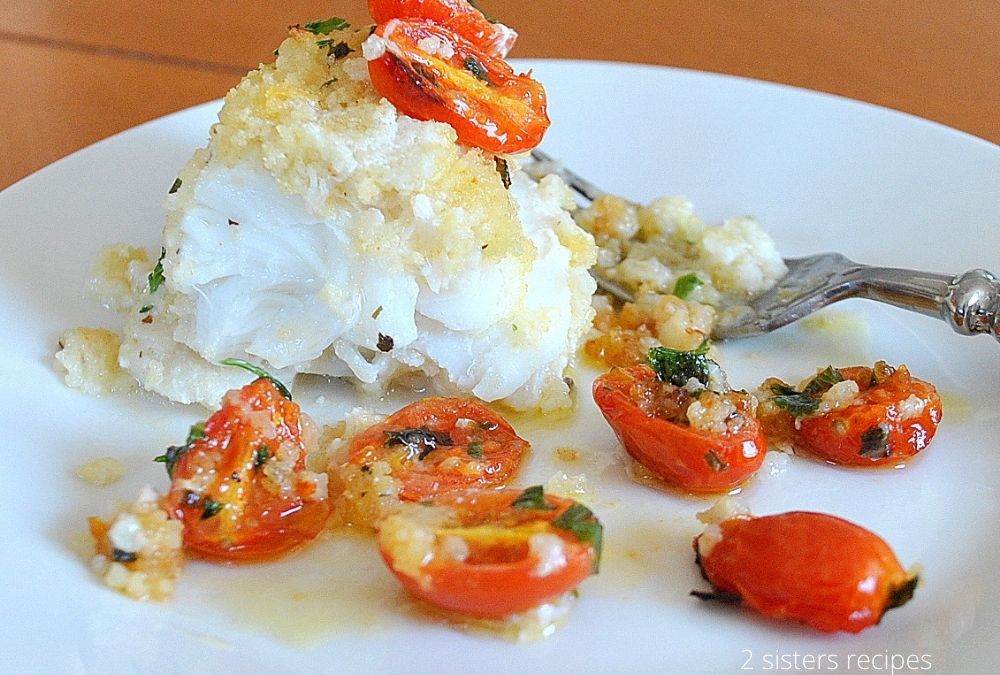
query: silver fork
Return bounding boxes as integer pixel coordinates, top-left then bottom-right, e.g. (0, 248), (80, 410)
(530, 149), (1000, 342)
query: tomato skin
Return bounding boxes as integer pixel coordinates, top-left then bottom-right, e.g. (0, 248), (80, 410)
(367, 19), (549, 153)
(378, 488), (598, 618)
(694, 512), (918, 633)
(347, 397), (529, 501)
(368, 0), (518, 57)
(593, 365), (766, 493)
(163, 378), (331, 561)
(793, 364), (941, 465)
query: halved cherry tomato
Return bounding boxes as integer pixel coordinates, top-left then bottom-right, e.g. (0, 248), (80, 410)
(367, 19), (549, 153)
(593, 364), (766, 493)
(346, 397), (529, 501)
(368, 0), (518, 57)
(161, 378), (331, 561)
(760, 362), (942, 466)
(693, 511), (918, 633)
(378, 486), (601, 617)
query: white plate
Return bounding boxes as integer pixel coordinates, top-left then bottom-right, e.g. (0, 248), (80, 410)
(2, 61), (999, 674)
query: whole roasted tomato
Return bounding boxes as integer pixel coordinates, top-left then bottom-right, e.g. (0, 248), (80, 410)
(693, 511), (918, 633)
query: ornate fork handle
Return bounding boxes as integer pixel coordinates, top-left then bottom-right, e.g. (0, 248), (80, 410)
(939, 269), (999, 340)
(837, 265), (996, 340)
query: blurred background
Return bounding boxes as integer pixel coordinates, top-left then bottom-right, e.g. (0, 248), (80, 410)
(1, 0), (997, 189)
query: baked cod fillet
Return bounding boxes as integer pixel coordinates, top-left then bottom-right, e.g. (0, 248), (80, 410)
(79, 25), (596, 411)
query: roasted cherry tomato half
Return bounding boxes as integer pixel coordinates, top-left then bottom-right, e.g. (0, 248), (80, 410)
(693, 511), (918, 633)
(366, 19), (549, 153)
(161, 377), (331, 561)
(346, 397), (529, 501)
(593, 364), (766, 493)
(761, 362), (942, 466)
(368, 0), (518, 57)
(378, 486), (602, 617)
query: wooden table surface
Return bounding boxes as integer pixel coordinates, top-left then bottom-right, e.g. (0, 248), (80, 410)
(2, 1), (997, 190)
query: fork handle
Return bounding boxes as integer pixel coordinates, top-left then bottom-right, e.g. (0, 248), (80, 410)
(859, 267), (1000, 341)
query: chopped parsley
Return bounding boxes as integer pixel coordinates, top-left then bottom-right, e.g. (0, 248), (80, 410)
(769, 382), (820, 417)
(154, 421), (206, 478)
(672, 273), (703, 299)
(511, 485), (555, 510)
(201, 499), (223, 520)
(253, 445), (270, 472)
(859, 424), (891, 459)
(139, 304), (153, 314)
(802, 366), (844, 396)
(147, 248), (166, 293)
(552, 503), (603, 572)
(647, 341), (712, 387)
(168, 177), (182, 194)
(304, 16), (350, 35)
(770, 367), (844, 417)
(220, 358), (293, 400)
(385, 427), (454, 461)
(464, 57), (489, 81)
(467, 440), (484, 459)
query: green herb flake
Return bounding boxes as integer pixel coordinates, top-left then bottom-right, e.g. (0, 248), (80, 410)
(321, 78), (338, 88)
(672, 273), (704, 299)
(551, 503), (604, 572)
(769, 382), (820, 417)
(803, 366), (844, 396)
(153, 421), (206, 478)
(253, 445), (270, 472)
(147, 248), (166, 293)
(704, 450), (728, 473)
(304, 16), (350, 35)
(201, 498), (223, 520)
(464, 57), (489, 81)
(168, 177), (182, 194)
(220, 358), (293, 400)
(859, 424), (891, 460)
(139, 304), (153, 314)
(511, 485), (555, 511)
(647, 340), (712, 387)
(467, 440), (484, 459)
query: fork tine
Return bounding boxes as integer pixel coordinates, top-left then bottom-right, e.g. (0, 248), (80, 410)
(530, 150), (607, 203)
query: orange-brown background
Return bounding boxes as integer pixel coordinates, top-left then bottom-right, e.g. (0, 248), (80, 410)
(2, 1), (997, 189)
